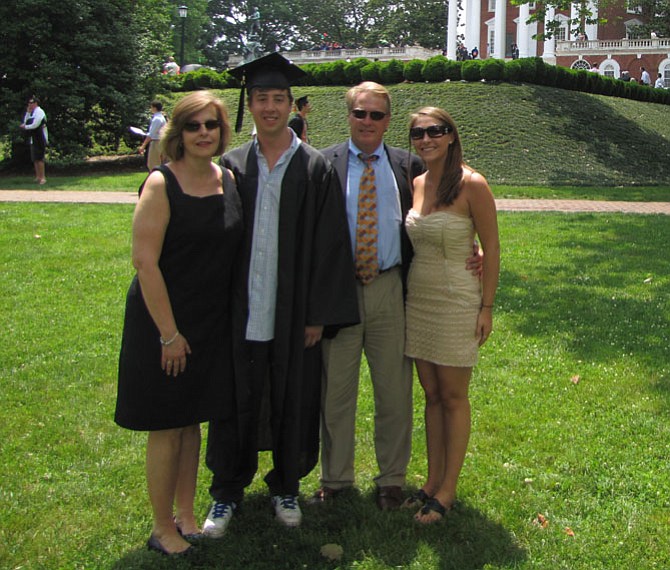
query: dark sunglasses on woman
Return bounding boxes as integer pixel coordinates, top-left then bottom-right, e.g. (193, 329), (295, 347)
(409, 125), (453, 140)
(183, 120), (221, 132)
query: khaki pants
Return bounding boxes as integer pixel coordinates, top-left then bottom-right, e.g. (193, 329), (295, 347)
(320, 267), (413, 489)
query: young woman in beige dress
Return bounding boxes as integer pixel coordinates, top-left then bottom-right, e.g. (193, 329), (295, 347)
(403, 107), (500, 523)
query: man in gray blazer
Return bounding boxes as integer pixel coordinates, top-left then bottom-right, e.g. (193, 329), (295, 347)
(315, 82), (423, 510)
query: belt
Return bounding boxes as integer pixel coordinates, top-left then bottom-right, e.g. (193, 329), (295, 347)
(379, 265), (400, 274)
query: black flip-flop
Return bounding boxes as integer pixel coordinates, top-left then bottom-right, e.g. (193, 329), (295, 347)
(402, 488), (430, 509)
(417, 497), (448, 522)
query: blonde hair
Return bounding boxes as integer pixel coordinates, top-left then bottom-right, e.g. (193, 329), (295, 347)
(160, 91), (231, 161)
(410, 106), (464, 207)
(345, 81), (391, 114)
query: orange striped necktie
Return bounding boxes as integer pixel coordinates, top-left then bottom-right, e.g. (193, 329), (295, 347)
(355, 153), (379, 284)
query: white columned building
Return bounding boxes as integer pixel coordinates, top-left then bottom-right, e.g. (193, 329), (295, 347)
(585, 0), (599, 40)
(517, 3), (530, 58)
(494, 0), (507, 58)
(465, 0), (482, 53)
(446, 0), (459, 59)
(542, 6), (557, 64)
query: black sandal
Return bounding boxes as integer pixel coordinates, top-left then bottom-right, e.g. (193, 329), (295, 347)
(401, 488), (430, 509)
(416, 498), (448, 523)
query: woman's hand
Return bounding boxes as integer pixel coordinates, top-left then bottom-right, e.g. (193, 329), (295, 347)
(476, 307), (493, 346)
(161, 334), (192, 377)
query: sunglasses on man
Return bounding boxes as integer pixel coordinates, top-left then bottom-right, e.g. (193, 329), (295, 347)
(351, 109), (387, 121)
(409, 125), (453, 140)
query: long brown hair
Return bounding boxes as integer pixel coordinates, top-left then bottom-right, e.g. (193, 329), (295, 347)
(409, 106), (463, 207)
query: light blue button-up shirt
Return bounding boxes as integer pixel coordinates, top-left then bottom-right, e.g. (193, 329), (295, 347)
(246, 131), (301, 341)
(346, 140), (402, 271)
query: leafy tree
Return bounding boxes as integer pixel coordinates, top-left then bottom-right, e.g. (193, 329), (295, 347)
(0, 0), (174, 160)
(627, 0), (670, 38)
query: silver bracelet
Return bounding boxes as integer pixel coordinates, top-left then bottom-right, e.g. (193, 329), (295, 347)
(160, 331), (179, 346)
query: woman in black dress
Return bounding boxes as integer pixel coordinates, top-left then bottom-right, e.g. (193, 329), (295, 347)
(115, 91), (242, 555)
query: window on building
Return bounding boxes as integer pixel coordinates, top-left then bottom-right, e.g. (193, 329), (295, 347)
(602, 64), (615, 78)
(489, 29), (495, 55)
(626, 2), (642, 14)
(572, 60), (591, 70)
(489, 0), (495, 12)
(555, 26), (567, 41)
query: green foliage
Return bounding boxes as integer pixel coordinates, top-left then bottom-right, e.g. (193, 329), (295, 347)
(505, 59), (524, 82)
(404, 59), (425, 82)
(480, 59), (506, 81)
(462, 60), (483, 82)
(380, 59), (405, 84)
(179, 68), (231, 91)
(344, 58), (372, 85)
(422, 56), (448, 82)
(361, 61), (383, 83)
(0, 0), (175, 161)
(444, 59), (462, 81)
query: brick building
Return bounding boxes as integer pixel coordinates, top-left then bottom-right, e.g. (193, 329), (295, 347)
(460, 0), (670, 85)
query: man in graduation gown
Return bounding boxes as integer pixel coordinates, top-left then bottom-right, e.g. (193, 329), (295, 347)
(204, 53), (359, 536)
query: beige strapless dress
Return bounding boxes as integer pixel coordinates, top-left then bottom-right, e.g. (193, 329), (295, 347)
(405, 209), (482, 367)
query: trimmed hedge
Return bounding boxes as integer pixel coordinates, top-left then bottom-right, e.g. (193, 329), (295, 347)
(166, 55), (670, 106)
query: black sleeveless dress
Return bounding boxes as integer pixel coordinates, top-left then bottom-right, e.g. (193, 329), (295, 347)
(115, 164), (243, 431)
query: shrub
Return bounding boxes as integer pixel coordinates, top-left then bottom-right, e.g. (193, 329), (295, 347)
(312, 64), (330, 86)
(404, 59), (424, 82)
(344, 58), (371, 84)
(380, 59), (405, 84)
(518, 57), (539, 82)
(361, 61), (382, 83)
(504, 59), (523, 82)
(329, 60), (348, 85)
(461, 60), (483, 81)
(542, 63), (558, 87)
(422, 56), (447, 82)
(444, 59), (462, 81)
(480, 58), (505, 81)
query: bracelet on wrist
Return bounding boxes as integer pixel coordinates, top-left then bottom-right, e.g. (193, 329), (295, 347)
(160, 331), (180, 346)
(481, 304), (494, 308)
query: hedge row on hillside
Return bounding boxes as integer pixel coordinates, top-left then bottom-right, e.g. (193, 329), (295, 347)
(166, 56), (670, 106)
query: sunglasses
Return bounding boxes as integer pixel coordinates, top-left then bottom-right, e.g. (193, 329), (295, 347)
(409, 125), (453, 140)
(183, 120), (221, 132)
(351, 109), (387, 121)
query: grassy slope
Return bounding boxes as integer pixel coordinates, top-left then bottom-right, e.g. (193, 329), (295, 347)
(2, 82), (670, 194)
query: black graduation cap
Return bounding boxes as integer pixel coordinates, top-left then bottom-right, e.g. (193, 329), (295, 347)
(229, 53), (306, 133)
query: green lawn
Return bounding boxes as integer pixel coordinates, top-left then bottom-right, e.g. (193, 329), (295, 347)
(1, 203), (668, 569)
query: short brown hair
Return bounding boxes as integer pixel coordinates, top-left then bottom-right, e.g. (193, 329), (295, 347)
(160, 91), (231, 162)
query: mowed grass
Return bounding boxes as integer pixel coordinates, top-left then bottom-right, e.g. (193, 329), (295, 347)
(1, 202), (668, 569)
(2, 81), (670, 191)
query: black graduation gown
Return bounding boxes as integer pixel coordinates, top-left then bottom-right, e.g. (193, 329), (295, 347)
(214, 140), (359, 495)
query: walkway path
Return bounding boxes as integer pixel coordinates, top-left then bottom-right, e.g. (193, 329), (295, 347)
(1, 190), (669, 214)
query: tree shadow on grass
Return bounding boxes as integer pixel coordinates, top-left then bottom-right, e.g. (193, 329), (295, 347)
(111, 489), (525, 569)
(523, 85), (670, 186)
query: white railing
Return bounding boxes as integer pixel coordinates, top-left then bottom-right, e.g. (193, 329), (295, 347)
(556, 37), (670, 53)
(228, 46), (441, 67)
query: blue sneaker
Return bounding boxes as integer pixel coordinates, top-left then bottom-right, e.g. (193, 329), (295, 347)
(202, 501), (236, 538)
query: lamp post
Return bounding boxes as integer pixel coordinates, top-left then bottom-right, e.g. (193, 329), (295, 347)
(179, 5), (188, 68)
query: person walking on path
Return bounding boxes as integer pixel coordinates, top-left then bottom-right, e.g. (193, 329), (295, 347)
(288, 95), (311, 143)
(20, 96), (48, 185)
(139, 101), (168, 171)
